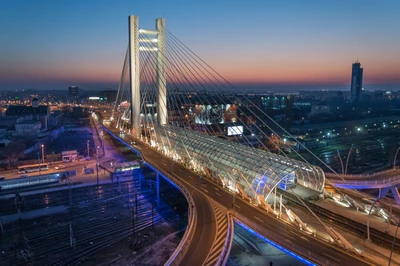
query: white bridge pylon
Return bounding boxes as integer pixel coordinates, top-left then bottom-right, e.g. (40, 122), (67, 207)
(129, 15), (167, 137)
(110, 15), (360, 256)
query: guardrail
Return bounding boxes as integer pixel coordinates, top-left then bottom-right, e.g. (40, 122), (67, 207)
(330, 176), (400, 187)
(143, 160), (197, 266)
(163, 175), (197, 266)
(100, 125), (197, 266)
(326, 168), (400, 179)
(216, 212), (234, 266)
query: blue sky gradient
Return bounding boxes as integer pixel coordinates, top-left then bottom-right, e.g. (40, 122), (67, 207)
(0, 0), (399, 91)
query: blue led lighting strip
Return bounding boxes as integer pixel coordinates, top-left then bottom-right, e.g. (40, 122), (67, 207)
(144, 162), (180, 191)
(234, 220), (316, 266)
(102, 126), (181, 191)
(101, 126), (141, 155)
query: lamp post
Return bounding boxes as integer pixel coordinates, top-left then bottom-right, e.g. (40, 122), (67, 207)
(393, 146), (400, 169)
(337, 150), (344, 175)
(87, 140), (90, 159)
(388, 223), (400, 266)
(41, 144), (44, 163)
(345, 144), (354, 175)
(96, 146), (99, 187)
(366, 197), (381, 242)
(38, 152), (41, 175)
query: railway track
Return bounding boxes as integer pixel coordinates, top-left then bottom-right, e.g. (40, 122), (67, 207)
(0, 178), (187, 265)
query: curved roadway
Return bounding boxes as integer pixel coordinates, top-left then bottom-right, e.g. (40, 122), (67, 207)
(120, 134), (218, 265)
(106, 127), (372, 266)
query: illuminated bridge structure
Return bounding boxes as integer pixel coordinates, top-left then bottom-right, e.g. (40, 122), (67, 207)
(159, 125), (325, 196)
(111, 15), (326, 200)
(104, 15), (375, 266)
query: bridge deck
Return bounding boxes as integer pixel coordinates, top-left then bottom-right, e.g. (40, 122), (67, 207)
(105, 126), (233, 265)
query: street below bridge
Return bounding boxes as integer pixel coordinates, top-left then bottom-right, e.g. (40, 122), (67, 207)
(107, 127), (373, 266)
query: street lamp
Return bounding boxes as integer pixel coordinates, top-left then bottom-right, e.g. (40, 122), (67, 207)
(41, 144), (44, 163)
(345, 144), (354, 175)
(393, 146), (400, 169)
(87, 140), (90, 159)
(38, 152), (41, 175)
(96, 146), (99, 187)
(389, 222), (400, 266)
(366, 197), (381, 242)
(337, 150), (344, 175)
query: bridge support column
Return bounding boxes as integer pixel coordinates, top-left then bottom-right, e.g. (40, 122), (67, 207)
(156, 173), (160, 206)
(128, 15), (140, 137)
(391, 186), (400, 204)
(379, 187), (390, 199)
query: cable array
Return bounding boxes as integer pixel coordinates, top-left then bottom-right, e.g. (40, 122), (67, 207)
(112, 23), (367, 225)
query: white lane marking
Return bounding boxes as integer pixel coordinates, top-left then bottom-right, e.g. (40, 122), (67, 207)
(234, 204), (241, 209)
(284, 234), (296, 241)
(213, 187), (219, 191)
(178, 169), (182, 172)
(216, 192), (222, 197)
(289, 230), (310, 242)
(189, 176), (194, 179)
(300, 236), (309, 242)
(254, 216), (263, 223)
(202, 188), (208, 193)
(322, 253), (340, 262)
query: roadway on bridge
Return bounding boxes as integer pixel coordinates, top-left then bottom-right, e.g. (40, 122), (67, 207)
(111, 129), (372, 266)
(133, 140), (217, 265)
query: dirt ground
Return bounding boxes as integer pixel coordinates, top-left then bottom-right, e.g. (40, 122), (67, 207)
(81, 221), (184, 266)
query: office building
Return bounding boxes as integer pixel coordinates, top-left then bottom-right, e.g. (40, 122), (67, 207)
(350, 61), (363, 103)
(68, 86), (79, 96)
(100, 89), (118, 103)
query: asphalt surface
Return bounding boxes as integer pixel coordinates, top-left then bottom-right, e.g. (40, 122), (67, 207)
(107, 127), (373, 266)
(126, 136), (218, 265)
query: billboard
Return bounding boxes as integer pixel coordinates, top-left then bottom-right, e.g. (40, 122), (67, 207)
(227, 125), (243, 136)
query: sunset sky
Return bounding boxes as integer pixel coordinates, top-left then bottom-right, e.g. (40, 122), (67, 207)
(0, 0), (399, 91)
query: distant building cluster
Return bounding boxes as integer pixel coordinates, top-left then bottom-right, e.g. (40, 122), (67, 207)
(0, 86), (118, 169)
(4, 98), (50, 134)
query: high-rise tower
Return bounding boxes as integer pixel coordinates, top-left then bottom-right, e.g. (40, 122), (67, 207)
(350, 60), (363, 103)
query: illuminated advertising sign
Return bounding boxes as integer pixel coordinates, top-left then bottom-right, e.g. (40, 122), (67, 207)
(88, 97), (100, 100)
(227, 125), (243, 136)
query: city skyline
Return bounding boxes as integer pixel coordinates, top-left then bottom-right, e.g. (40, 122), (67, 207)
(0, 0), (399, 91)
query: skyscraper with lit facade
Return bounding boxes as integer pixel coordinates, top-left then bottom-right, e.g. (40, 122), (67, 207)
(350, 61), (363, 103)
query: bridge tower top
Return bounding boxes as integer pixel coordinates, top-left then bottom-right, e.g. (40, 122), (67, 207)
(128, 15), (167, 137)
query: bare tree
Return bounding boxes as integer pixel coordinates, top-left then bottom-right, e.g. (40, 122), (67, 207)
(3, 141), (26, 171)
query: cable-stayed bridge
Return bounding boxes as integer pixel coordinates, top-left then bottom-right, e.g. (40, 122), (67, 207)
(100, 15), (384, 265)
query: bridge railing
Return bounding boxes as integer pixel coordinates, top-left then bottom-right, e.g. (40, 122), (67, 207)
(330, 176), (400, 186)
(216, 212), (234, 266)
(140, 157), (197, 266)
(232, 211), (344, 266)
(101, 124), (197, 265)
(326, 168), (400, 179)
(164, 179), (197, 266)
